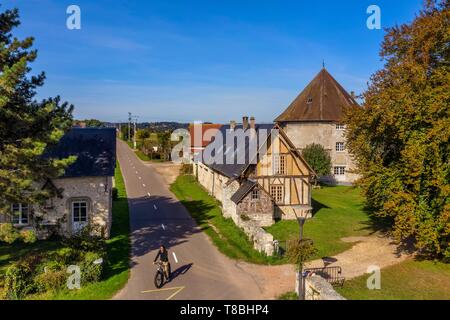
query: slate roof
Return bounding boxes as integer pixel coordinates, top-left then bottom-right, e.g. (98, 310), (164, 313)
(206, 123), (274, 178)
(275, 68), (360, 122)
(44, 128), (117, 178)
(230, 180), (257, 204)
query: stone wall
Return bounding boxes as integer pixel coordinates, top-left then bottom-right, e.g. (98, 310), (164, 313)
(237, 215), (275, 256)
(281, 122), (359, 184)
(1, 176), (113, 239)
(296, 275), (346, 300)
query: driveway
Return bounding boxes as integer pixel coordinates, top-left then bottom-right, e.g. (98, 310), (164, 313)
(114, 140), (265, 300)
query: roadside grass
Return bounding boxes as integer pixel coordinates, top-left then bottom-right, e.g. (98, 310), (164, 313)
(0, 162), (130, 300)
(135, 150), (151, 161)
(266, 185), (372, 260)
(51, 161), (131, 300)
(336, 259), (450, 300)
(171, 175), (282, 265)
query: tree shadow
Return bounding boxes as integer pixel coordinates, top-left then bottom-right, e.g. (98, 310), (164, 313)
(127, 195), (215, 263)
(311, 198), (330, 217)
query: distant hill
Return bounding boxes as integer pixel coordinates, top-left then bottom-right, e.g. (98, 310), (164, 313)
(110, 122), (190, 132)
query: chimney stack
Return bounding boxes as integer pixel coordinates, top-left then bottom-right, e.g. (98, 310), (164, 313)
(243, 116), (249, 130)
(230, 120), (236, 130)
(250, 117), (256, 130)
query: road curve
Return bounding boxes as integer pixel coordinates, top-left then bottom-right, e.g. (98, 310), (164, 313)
(114, 140), (264, 300)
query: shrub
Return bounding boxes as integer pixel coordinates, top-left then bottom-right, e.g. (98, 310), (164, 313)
(20, 229), (37, 244)
(62, 225), (106, 252)
(302, 143), (331, 182)
(3, 263), (33, 300)
(52, 247), (81, 265)
(286, 238), (318, 271)
(80, 251), (104, 284)
(34, 269), (67, 293)
(0, 223), (20, 244)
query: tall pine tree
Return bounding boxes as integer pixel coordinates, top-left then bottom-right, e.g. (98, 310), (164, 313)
(345, 1), (449, 259)
(0, 8), (75, 214)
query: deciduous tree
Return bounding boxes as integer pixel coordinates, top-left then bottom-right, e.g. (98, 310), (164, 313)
(345, 0), (450, 259)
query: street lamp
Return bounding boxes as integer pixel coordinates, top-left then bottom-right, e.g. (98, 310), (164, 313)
(297, 216), (307, 300)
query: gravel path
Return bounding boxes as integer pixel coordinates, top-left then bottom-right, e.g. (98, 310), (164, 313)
(237, 234), (412, 299)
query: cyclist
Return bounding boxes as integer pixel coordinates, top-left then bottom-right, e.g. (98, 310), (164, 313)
(153, 245), (171, 281)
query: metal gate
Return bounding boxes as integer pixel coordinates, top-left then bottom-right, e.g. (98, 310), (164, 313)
(304, 266), (346, 287)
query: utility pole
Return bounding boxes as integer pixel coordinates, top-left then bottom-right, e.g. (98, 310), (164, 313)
(133, 116), (139, 149)
(128, 112), (132, 142)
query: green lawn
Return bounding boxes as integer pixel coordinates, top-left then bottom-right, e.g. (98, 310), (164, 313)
(0, 161), (131, 300)
(266, 185), (372, 259)
(336, 259), (450, 300)
(171, 175), (280, 264)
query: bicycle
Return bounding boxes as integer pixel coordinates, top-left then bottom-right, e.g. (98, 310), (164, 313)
(154, 261), (171, 288)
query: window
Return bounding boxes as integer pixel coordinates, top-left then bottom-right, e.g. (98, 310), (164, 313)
(273, 155), (286, 175)
(11, 204), (29, 225)
(334, 166), (346, 176)
(336, 142), (345, 152)
(251, 189), (260, 201)
(270, 185), (284, 204)
(336, 123), (345, 131)
(307, 97), (313, 105)
(72, 201), (88, 223)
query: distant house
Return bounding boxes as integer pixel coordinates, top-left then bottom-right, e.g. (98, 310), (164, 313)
(275, 68), (360, 184)
(0, 128), (116, 239)
(194, 116), (315, 255)
(188, 123), (222, 160)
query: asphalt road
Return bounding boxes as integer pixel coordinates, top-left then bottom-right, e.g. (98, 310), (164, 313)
(114, 140), (264, 300)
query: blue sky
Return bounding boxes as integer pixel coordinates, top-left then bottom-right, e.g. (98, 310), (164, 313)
(3, 0), (423, 123)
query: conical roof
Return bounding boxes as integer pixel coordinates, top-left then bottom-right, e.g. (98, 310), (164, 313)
(275, 68), (359, 122)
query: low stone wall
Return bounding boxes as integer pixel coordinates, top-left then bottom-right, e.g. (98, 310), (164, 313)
(237, 216), (275, 256)
(303, 276), (346, 300)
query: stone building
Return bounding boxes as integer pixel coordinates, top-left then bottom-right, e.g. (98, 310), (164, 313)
(0, 128), (116, 239)
(194, 117), (315, 255)
(275, 68), (360, 184)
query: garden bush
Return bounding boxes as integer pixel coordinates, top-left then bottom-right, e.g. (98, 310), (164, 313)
(3, 263), (34, 300)
(2, 243), (106, 299)
(80, 251), (104, 284)
(20, 229), (37, 244)
(34, 269), (67, 293)
(0, 223), (20, 244)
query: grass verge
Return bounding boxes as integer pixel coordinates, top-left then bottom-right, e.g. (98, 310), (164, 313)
(266, 185), (372, 259)
(336, 258), (450, 300)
